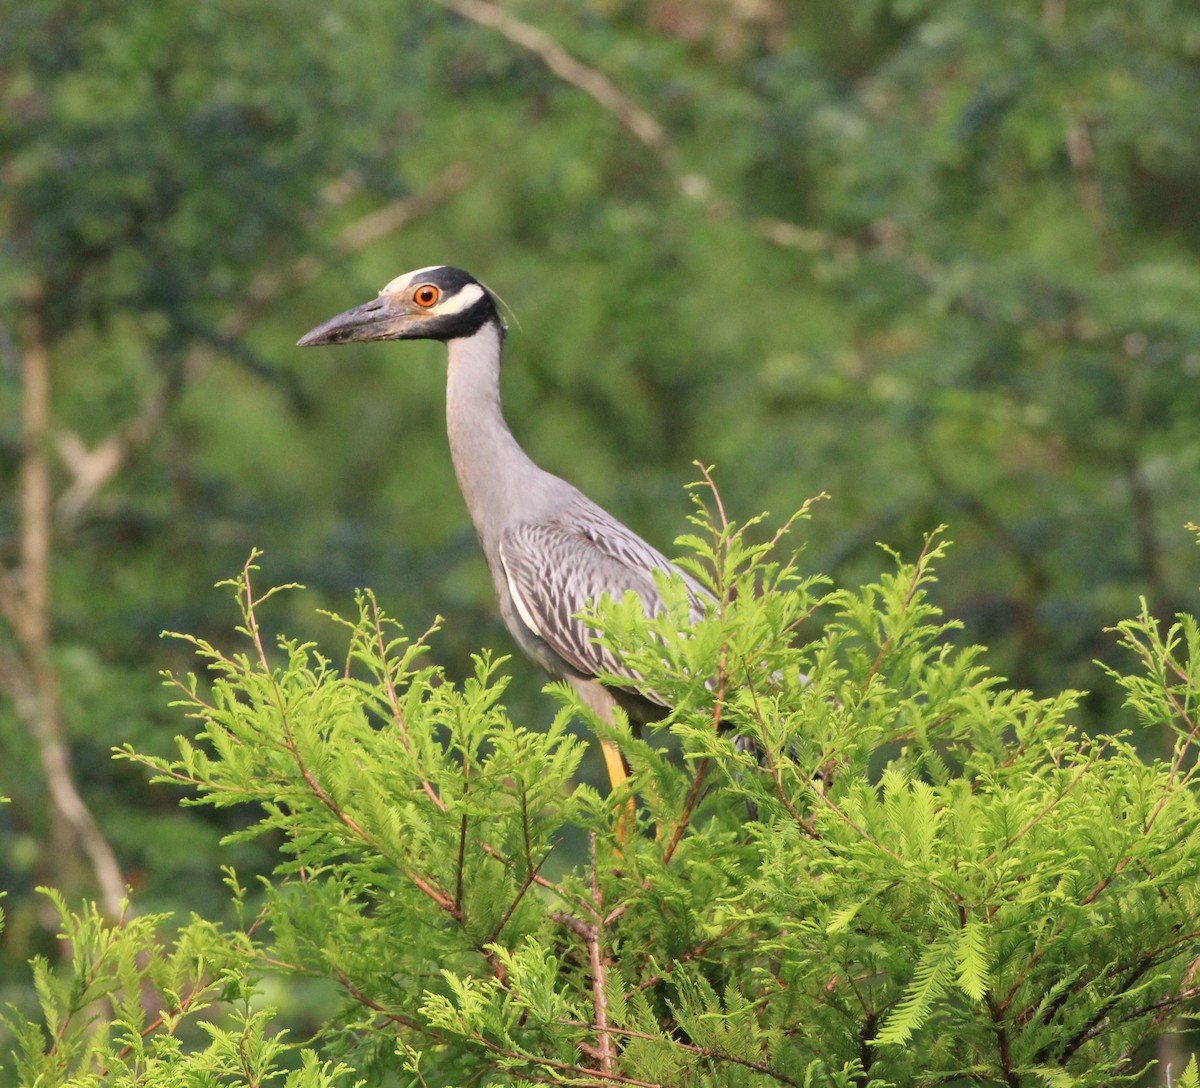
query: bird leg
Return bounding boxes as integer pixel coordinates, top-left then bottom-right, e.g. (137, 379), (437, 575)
(599, 738), (629, 793)
(570, 678), (637, 842)
(600, 738), (636, 844)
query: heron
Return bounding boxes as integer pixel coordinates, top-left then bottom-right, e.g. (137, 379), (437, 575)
(298, 265), (711, 804)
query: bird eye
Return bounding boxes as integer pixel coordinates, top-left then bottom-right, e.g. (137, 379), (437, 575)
(413, 284), (440, 308)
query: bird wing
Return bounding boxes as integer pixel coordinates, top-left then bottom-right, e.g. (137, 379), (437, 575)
(497, 500), (710, 699)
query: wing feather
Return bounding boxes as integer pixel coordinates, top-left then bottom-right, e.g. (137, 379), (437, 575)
(498, 497), (710, 698)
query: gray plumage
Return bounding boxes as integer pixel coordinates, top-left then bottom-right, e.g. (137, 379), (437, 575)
(298, 265), (709, 787)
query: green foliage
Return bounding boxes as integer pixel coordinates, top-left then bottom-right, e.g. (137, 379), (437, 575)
(5, 0), (1200, 970)
(0, 889), (351, 1088)
(4, 1), (1200, 1081)
(6, 492), (1200, 1085)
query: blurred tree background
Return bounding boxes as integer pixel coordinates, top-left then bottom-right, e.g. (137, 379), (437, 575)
(1, 0), (1199, 1034)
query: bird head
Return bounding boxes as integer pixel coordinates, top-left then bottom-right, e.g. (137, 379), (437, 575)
(297, 265), (502, 347)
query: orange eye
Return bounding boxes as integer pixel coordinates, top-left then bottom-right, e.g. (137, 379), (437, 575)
(413, 284), (440, 308)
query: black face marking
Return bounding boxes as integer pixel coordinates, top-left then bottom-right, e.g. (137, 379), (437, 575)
(410, 267), (501, 342)
(298, 266), (503, 347)
(417, 266), (481, 295)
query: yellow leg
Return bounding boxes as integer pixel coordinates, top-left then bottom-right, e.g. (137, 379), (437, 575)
(600, 737), (628, 790)
(600, 737), (635, 843)
(569, 680), (636, 843)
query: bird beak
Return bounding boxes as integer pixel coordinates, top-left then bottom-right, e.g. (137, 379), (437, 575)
(296, 295), (415, 347)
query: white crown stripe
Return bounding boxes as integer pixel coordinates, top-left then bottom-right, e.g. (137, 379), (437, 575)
(381, 265), (443, 295)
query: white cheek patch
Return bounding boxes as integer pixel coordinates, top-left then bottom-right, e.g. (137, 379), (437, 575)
(434, 282), (486, 316)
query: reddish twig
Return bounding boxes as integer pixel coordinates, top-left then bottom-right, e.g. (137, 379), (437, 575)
(589, 832), (616, 1077)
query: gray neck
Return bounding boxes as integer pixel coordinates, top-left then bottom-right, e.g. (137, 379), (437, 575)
(445, 320), (546, 553)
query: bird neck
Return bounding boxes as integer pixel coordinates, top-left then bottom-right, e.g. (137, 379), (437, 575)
(445, 319), (543, 547)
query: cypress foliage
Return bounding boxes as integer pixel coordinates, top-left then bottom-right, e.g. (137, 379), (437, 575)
(4, 488), (1200, 1086)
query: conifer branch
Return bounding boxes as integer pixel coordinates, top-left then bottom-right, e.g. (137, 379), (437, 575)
(661, 646), (725, 865)
(44, 900), (132, 1058)
(108, 977), (225, 1067)
(631, 914), (754, 996)
(59, 498), (1200, 1083)
(240, 559), (463, 921)
(1053, 957), (1157, 1065)
(481, 842), (570, 900)
(559, 1021), (805, 1087)
(1132, 981), (1200, 1028)
(486, 849), (552, 947)
(455, 810), (469, 915)
(464, 1032), (663, 1088)
(987, 993), (1021, 1088)
(984, 743), (1104, 865)
(868, 528), (946, 680)
(368, 596), (447, 813)
(588, 832), (616, 1078)
(739, 667), (817, 835)
(694, 463), (730, 542)
(454, 749), (470, 914)
(333, 969), (431, 1034)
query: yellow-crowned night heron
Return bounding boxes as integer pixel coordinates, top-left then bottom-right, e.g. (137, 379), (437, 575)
(298, 265), (710, 798)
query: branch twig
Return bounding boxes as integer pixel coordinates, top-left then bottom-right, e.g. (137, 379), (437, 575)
(433, 0), (850, 259)
(589, 832), (616, 1078)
